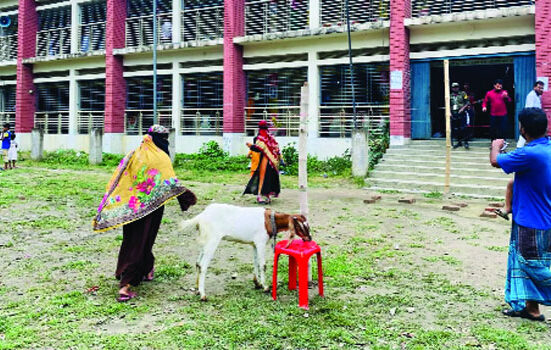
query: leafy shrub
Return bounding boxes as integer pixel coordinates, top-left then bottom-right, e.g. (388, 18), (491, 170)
(368, 122), (390, 170)
(280, 143), (351, 176)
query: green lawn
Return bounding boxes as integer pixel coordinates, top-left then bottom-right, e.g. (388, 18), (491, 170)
(0, 164), (549, 349)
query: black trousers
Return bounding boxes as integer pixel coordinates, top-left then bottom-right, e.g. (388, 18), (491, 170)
(490, 115), (508, 140)
(452, 113), (468, 143)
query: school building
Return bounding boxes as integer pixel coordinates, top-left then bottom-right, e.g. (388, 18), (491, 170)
(0, 0), (545, 157)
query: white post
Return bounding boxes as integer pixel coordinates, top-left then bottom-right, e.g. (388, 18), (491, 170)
(172, 0), (182, 43)
(71, 0), (80, 54)
(68, 69), (78, 137)
(172, 61), (182, 135)
(299, 82), (309, 217)
(307, 50), (320, 155)
(309, 0), (320, 30)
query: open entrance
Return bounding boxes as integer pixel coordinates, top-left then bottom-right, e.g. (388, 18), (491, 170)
(429, 57), (515, 139)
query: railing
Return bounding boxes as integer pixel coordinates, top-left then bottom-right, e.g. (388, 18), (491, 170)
(78, 111), (104, 134)
(124, 109), (172, 135)
(319, 105), (389, 138)
(79, 22), (106, 52)
(182, 5), (224, 42)
(320, 0), (390, 28)
(411, 0), (534, 17)
(0, 112), (15, 126)
(34, 111), (70, 134)
(0, 35), (17, 61)
(181, 108), (223, 135)
(125, 13), (173, 48)
(245, 0), (309, 36)
(36, 27), (71, 57)
(245, 106), (300, 137)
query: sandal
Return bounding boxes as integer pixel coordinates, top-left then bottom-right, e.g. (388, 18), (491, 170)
(494, 209), (510, 221)
(144, 268), (155, 282)
(502, 309), (545, 322)
(116, 291), (137, 302)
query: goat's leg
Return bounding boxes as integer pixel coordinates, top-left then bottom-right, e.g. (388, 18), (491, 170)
(252, 246), (262, 289)
(197, 238), (221, 301)
(255, 243), (269, 292)
(195, 250), (204, 294)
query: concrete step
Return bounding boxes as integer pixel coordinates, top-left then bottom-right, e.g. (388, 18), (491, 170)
(382, 154), (493, 164)
(374, 163), (505, 177)
(385, 147), (489, 156)
(379, 158), (496, 168)
(365, 178), (505, 197)
(366, 186), (504, 199)
(369, 170), (511, 186)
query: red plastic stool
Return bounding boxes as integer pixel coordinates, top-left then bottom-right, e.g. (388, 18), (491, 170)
(272, 239), (324, 309)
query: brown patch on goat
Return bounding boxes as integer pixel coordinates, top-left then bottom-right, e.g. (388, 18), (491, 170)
(264, 210), (312, 246)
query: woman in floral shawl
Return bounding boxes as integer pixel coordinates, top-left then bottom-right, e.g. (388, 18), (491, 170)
(243, 120), (283, 204)
(93, 125), (196, 302)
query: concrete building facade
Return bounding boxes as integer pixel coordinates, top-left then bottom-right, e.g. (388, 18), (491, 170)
(0, 0), (541, 157)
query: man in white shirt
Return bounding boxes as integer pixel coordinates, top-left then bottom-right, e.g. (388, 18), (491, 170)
(517, 81), (545, 147)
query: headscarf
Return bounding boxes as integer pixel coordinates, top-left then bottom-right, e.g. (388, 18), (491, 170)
(147, 124), (170, 156)
(92, 129), (193, 232)
(255, 121), (281, 170)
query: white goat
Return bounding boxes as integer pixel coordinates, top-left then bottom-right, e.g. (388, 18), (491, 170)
(181, 203), (311, 301)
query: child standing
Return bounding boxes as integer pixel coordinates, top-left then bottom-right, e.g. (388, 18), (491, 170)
(8, 132), (18, 169)
(1, 123), (11, 170)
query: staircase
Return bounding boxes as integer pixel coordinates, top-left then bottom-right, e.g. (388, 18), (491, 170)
(366, 140), (513, 199)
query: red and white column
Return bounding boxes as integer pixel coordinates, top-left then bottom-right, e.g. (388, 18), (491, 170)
(223, 0), (246, 155)
(536, 0), (551, 134)
(16, 0), (37, 134)
(104, 0), (126, 151)
(389, 0), (412, 145)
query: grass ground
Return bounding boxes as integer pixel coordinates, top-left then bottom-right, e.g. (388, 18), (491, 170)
(0, 162), (550, 349)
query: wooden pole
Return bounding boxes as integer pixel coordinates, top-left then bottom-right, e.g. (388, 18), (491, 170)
(298, 82), (311, 281)
(298, 82), (309, 217)
(443, 59), (451, 194)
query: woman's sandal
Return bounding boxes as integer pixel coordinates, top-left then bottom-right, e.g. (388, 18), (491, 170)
(144, 268), (155, 282)
(116, 291), (137, 302)
(502, 309), (545, 322)
(494, 209), (510, 221)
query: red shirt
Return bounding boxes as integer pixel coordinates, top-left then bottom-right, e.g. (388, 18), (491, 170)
(482, 89), (511, 116)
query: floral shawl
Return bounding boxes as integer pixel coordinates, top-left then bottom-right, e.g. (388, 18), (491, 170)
(256, 129), (281, 170)
(93, 135), (191, 232)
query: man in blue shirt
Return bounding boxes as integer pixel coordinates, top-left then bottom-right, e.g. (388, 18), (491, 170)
(490, 108), (551, 322)
(1, 123), (11, 170)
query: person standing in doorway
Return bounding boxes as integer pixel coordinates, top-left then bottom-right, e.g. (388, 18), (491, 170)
(517, 81), (545, 148)
(491, 107), (551, 322)
(450, 82), (470, 149)
(482, 79), (512, 141)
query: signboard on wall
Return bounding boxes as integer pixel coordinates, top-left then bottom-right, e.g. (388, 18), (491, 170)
(390, 70), (403, 90)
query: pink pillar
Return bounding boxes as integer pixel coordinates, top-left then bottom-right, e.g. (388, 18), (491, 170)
(389, 0), (411, 144)
(16, 0), (37, 133)
(536, 0), (551, 135)
(105, 0), (126, 133)
(223, 0), (246, 133)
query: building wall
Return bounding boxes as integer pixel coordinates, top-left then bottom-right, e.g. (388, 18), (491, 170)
(1, 0), (539, 158)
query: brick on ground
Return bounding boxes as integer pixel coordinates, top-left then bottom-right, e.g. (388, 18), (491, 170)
(442, 205), (460, 211)
(480, 211), (497, 218)
(398, 197), (416, 204)
(489, 202), (504, 208)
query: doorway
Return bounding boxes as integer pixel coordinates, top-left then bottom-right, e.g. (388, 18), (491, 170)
(430, 58), (515, 139)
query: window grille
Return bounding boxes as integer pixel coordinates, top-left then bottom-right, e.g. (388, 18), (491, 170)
(320, 0), (390, 28)
(319, 63), (390, 138)
(0, 86), (16, 126)
(37, 6), (72, 57)
(35, 82), (70, 134)
(245, 0), (308, 36)
(126, 75), (172, 134)
(411, 0), (534, 17)
(181, 72), (223, 135)
(126, 0), (172, 47)
(0, 14), (17, 61)
(78, 79), (105, 134)
(182, 0), (224, 42)
(80, 0), (106, 53)
(245, 67), (307, 136)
